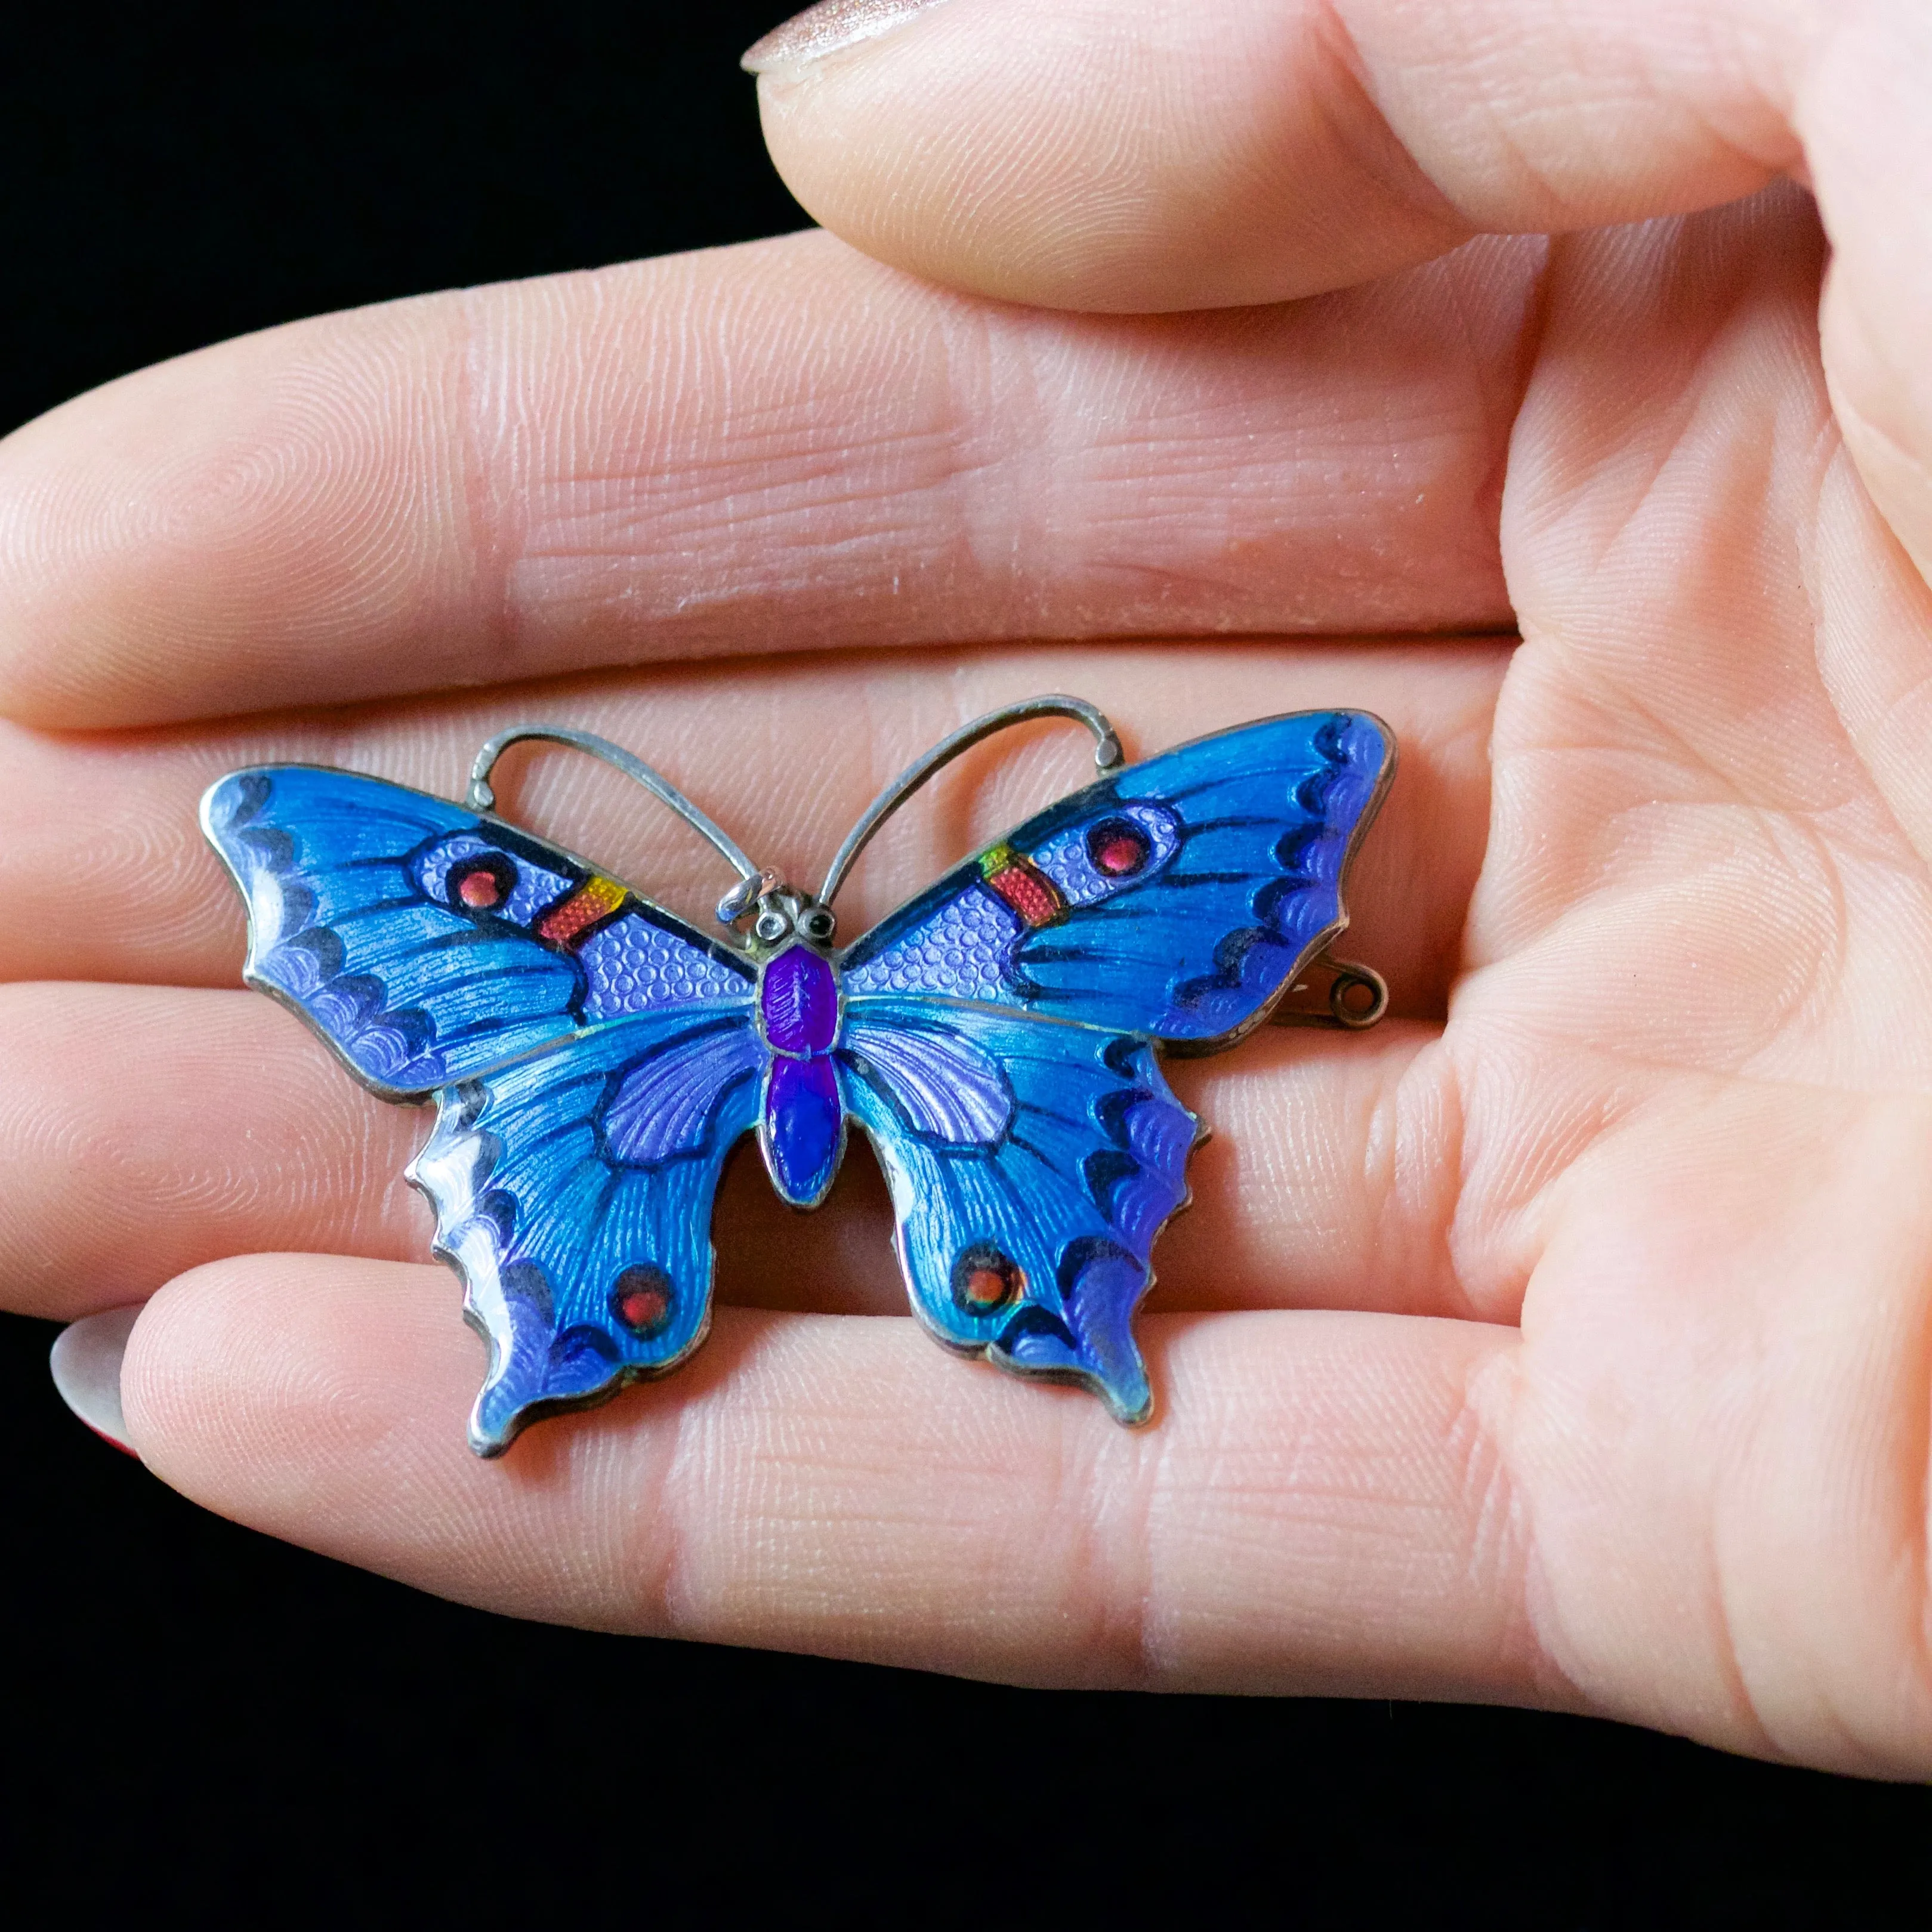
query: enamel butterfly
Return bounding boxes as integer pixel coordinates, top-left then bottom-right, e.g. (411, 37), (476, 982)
(202, 699), (1393, 1454)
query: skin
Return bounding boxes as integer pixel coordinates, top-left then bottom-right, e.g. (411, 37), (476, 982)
(3, 0), (1931, 1774)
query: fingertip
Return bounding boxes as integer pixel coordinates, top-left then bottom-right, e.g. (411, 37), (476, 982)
(119, 1255), (479, 1515)
(751, 0), (1465, 313)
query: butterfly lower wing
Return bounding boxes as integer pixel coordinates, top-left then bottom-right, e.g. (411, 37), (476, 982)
(203, 766), (754, 1097)
(839, 998), (1199, 1423)
(410, 1006), (763, 1454)
(839, 711), (1391, 1049)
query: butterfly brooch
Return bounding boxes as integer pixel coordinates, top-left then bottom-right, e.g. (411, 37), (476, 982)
(202, 697), (1393, 1454)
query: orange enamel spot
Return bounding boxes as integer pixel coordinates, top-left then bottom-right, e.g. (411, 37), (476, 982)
(538, 875), (627, 948)
(952, 1245), (1024, 1313)
(963, 1269), (1010, 1310)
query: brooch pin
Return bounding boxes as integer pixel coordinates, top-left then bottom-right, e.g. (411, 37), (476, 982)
(202, 698), (1393, 1454)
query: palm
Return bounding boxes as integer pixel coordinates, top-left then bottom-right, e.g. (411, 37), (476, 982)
(1433, 190), (1932, 1760)
(4, 183), (1927, 1770)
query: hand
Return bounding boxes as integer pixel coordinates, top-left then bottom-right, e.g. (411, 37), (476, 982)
(8, 0), (1931, 1776)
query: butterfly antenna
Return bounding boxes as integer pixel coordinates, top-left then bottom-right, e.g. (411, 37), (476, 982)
(465, 725), (763, 922)
(819, 695), (1124, 908)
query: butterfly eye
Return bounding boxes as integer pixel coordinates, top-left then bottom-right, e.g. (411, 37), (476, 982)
(451, 857), (516, 911)
(754, 909), (792, 944)
(1086, 817), (1152, 879)
(951, 1243), (1024, 1314)
(798, 908), (835, 942)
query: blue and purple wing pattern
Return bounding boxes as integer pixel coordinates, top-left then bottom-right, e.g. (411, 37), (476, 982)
(839, 711), (1390, 1047)
(837, 999), (1198, 1423)
(202, 766), (754, 1096)
(411, 1007), (763, 1453)
(205, 709), (1388, 1441)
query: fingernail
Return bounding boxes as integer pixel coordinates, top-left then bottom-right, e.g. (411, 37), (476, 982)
(742, 0), (956, 77)
(50, 1306), (143, 1456)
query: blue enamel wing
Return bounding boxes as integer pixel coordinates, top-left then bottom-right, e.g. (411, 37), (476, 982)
(201, 700), (1393, 1454)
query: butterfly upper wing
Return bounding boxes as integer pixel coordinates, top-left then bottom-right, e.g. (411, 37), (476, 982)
(839, 711), (1391, 1049)
(202, 766), (755, 1097)
(412, 1005), (764, 1454)
(838, 998), (1198, 1423)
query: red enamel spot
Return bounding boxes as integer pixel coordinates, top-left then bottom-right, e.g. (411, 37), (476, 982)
(612, 1265), (674, 1336)
(458, 869), (502, 909)
(619, 1285), (668, 1329)
(1088, 819), (1151, 878)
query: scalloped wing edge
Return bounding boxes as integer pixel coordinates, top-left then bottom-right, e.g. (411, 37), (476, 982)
(408, 1079), (724, 1456)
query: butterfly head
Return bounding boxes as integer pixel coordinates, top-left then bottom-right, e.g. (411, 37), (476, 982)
(743, 879), (837, 958)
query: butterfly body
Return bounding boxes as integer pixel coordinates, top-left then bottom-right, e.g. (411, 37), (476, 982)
(755, 941), (846, 1208)
(203, 708), (1393, 1453)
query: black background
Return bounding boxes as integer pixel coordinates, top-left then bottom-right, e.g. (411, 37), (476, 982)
(2, 4), (1928, 1921)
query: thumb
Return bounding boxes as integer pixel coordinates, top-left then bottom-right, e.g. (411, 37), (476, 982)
(743, 0), (1800, 313)
(744, 0), (1932, 582)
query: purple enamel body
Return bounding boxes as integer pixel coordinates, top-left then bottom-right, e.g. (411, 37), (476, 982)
(760, 943), (838, 1053)
(759, 945), (843, 1204)
(763, 1054), (842, 1203)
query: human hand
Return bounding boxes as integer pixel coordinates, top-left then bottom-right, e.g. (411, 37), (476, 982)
(10, 0), (1931, 1776)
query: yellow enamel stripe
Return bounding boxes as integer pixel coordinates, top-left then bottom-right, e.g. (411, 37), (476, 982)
(536, 874), (628, 947)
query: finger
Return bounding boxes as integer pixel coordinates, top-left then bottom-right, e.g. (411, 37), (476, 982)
(748, 0), (1932, 581)
(1, 983), (1465, 1325)
(0, 983), (422, 1322)
(0, 638), (1505, 1012)
(121, 1255), (1544, 1700)
(0, 229), (1530, 729)
(746, 0), (1794, 311)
